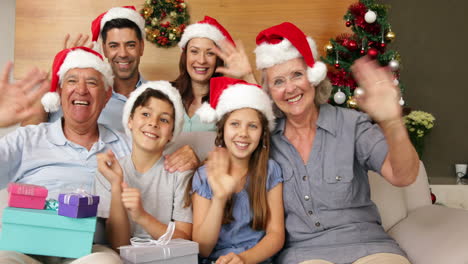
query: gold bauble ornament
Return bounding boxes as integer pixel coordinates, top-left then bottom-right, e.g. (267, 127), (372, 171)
(324, 42), (333, 53)
(146, 0), (151, 4)
(385, 31), (396, 41)
(170, 11), (177, 18)
(169, 33), (176, 40)
(145, 27), (151, 34)
(347, 96), (358, 109)
(180, 3), (186, 8)
(151, 17), (159, 26)
(143, 7), (153, 19)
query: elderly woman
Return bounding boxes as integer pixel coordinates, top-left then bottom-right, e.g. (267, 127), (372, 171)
(254, 22), (419, 264)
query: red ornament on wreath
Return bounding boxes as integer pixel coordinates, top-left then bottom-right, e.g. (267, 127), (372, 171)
(367, 48), (378, 58)
(346, 20), (352, 27)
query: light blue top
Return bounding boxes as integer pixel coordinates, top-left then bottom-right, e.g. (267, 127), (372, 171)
(0, 118), (131, 199)
(192, 159), (283, 262)
(183, 111), (216, 132)
(272, 104), (405, 264)
(49, 76), (145, 134)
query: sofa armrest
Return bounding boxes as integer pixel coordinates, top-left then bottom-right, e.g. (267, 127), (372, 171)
(388, 204), (468, 264)
(403, 161), (431, 212)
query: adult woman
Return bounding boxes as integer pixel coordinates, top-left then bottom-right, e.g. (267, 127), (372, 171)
(254, 22), (419, 264)
(173, 16), (256, 132)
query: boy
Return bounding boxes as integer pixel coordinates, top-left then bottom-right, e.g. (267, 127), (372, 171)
(95, 81), (192, 250)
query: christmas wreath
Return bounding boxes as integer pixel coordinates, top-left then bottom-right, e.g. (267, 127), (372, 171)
(141, 0), (190, 48)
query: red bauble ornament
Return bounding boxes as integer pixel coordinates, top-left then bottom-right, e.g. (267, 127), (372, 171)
(360, 49), (366, 55)
(380, 42), (386, 48)
(346, 21), (352, 27)
(348, 40), (358, 51)
(367, 48), (378, 58)
(431, 191), (436, 204)
(334, 63), (340, 69)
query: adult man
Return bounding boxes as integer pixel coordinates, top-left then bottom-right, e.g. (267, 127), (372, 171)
(0, 47), (130, 263)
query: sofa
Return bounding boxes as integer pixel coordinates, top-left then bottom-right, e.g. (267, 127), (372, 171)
(1, 131), (468, 263)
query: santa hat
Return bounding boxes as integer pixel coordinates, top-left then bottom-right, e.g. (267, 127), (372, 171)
(254, 22), (327, 86)
(91, 6), (146, 54)
(41, 47), (114, 113)
(196, 77), (275, 131)
(178, 16), (235, 49)
(122, 81), (184, 146)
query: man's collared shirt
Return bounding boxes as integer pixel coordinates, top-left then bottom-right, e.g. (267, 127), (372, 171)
(49, 76), (145, 133)
(0, 118), (131, 199)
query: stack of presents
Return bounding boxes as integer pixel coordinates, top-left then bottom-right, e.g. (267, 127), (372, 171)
(0, 183), (198, 264)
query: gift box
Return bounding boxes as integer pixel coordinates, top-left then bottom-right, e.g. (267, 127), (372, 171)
(7, 183), (48, 209)
(58, 192), (100, 218)
(119, 239), (199, 264)
(0, 207), (96, 258)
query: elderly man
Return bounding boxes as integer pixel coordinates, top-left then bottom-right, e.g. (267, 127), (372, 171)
(0, 47), (129, 264)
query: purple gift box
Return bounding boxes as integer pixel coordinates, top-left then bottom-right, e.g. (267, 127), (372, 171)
(58, 193), (100, 218)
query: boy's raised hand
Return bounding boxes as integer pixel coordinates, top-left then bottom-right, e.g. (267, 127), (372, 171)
(121, 182), (147, 223)
(97, 149), (123, 186)
(206, 147), (238, 201)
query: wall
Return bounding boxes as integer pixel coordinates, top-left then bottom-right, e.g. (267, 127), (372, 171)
(383, 0), (468, 179)
(0, 0), (18, 136)
(14, 0), (354, 81)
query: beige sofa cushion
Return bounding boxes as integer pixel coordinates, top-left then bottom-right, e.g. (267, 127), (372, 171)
(388, 204), (468, 264)
(369, 171), (407, 231)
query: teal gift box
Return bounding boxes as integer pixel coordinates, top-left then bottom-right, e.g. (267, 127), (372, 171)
(0, 207), (96, 258)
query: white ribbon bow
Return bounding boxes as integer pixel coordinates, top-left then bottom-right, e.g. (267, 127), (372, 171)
(64, 188), (93, 205)
(130, 221), (176, 247)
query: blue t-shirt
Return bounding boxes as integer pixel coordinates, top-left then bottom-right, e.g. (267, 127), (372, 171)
(192, 159), (283, 262)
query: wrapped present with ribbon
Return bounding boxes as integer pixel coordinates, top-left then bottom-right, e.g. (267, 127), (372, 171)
(119, 222), (199, 264)
(58, 189), (100, 218)
(7, 183), (48, 209)
(0, 207), (96, 258)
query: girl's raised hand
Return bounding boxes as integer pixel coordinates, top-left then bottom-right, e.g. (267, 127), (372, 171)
(97, 149), (124, 186)
(213, 40), (257, 84)
(121, 182), (147, 223)
(206, 147), (238, 201)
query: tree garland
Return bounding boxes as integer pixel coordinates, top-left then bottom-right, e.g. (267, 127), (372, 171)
(141, 0), (190, 48)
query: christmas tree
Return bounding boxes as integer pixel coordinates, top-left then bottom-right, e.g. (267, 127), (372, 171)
(322, 0), (404, 109)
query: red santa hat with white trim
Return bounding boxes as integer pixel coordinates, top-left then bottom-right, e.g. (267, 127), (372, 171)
(254, 22), (327, 86)
(41, 46), (114, 113)
(91, 6), (146, 54)
(196, 77), (275, 131)
(178, 16), (235, 49)
(122, 81), (184, 146)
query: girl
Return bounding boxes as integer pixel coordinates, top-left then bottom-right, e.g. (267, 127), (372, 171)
(191, 77), (284, 264)
(95, 81), (192, 250)
(173, 16), (256, 132)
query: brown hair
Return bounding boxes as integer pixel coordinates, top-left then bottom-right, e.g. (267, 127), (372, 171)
(171, 39), (224, 112)
(213, 109), (271, 231)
